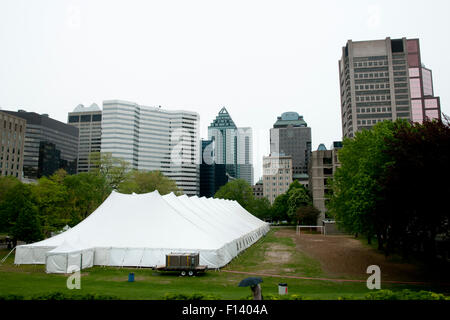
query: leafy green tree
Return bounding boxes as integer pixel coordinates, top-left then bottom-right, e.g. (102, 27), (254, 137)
(246, 197), (272, 220)
(270, 193), (289, 222)
(0, 176), (21, 203)
(214, 179), (254, 209)
(31, 176), (70, 237)
(0, 183), (42, 243)
(63, 172), (110, 224)
(287, 186), (312, 222)
(118, 170), (181, 195)
(328, 120), (400, 245)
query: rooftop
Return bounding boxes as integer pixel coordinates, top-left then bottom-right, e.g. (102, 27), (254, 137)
(273, 112), (307, 128)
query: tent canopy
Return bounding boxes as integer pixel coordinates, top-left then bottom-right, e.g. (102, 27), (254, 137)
(15, 190), (270, 271)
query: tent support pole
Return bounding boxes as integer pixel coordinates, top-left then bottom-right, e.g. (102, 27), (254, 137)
(0, 246), (16, 265)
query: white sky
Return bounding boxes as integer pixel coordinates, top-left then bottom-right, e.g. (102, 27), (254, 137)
(1, 0), (449, 183)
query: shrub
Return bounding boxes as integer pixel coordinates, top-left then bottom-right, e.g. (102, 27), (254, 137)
(365, 289), (449, 300)
(163, 293), (221, 300)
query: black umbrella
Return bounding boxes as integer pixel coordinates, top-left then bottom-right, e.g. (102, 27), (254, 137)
(238, 277), (263, 287)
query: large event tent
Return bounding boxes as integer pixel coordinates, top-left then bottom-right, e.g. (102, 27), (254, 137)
(14, 190), (269, 273)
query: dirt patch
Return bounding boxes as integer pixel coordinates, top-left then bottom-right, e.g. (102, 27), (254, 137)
(265, 244), (292, 264)
(288, 230), (430, 282)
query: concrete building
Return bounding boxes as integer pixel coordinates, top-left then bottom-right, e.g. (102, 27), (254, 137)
(270, 112), (311, 187)
(100, 100), (200, 196)
(263, 154), (293, 204)
(208, 107), (254, 185)
(252, 179), (264, 200)
(339, 37), (442, 138)
(0, 111), (26, 180)
(68, 103), (102, 173)
(2, 110), (78, 181)
(309, 141), (342, 224)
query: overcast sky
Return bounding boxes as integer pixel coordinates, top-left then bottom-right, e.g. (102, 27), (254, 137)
(1, 0), (449, 183)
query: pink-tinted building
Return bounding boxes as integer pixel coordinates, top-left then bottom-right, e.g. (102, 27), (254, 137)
(407, 39), (441, 123)
(339, 37), (442, 138)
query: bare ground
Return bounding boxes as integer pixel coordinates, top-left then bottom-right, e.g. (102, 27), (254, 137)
(273, 228), (439, 282)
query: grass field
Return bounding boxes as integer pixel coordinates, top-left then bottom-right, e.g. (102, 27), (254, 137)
(0, 228), (446, 300)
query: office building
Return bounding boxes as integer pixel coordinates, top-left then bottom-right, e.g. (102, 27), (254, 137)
(68, 103), (102, 173)
(0, 111), (26, 179)
(1, 110), (78, 181)
(263, 154), (293, 204)
(309, 141), (342, 224)
(270, 112), (311, 187)
(339, 37), (442, 138)
(100, 100), (200, 196)
(199, 139), (228, 197)
(252, 180), (264, 200)
(207, 107), (254, 185)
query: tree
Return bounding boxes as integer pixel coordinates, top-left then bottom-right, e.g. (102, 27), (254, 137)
(271, 193), (289, 222)
(63, 172), (110, 224)
(296, 205), (320, 226)
(90, 152), (130, 190)
(286, 186), (312, 222)
(118, 170), (181, 195)
(0, 183), (42, 244)
(247, 197), (272, 220)
(0, 176), (21, 203)
(214, 179), (254, 209)
(380, 119), (450, 259)
(328, 120), (400, 245)
(31, 176), (70, 237)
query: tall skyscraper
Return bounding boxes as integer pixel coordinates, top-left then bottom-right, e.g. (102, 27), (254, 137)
(68, 103), (102, 173)
(207, 107), (254, 186)
(0, 110), (26, 180)
(339, 37), (442, 138)
(100, 100), (200, 196)
(270, 112), (311, 187)
(2, 110), (78, 181)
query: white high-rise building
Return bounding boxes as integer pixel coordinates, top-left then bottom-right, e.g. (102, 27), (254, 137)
(100, 100), (200, 196)
(68, 103), (102, 173)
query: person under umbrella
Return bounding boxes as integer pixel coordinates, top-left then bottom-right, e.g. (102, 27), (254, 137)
(238, 277), (263, 300)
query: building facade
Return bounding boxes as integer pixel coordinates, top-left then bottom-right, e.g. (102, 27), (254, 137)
(100, 100), (200, 196)
(0, 111), (26, 179)
(339, 37), (442, 138)
(2, 110), (78, 181)
(309, 141), (342, 224)
(270, 112), (311, 187)
(252, 180), (264, 200)
(207, 107), (254, 186)
(68, 103), (102, 173)
(263, 155), (293, 204)
(199, 139), (228, 197)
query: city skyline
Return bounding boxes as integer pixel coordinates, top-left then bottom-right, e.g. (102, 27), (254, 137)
(1, 1), (450, 182)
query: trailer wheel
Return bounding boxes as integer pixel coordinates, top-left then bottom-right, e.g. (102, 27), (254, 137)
(180, 270), (186, 276)
(188, 270), (194, 276)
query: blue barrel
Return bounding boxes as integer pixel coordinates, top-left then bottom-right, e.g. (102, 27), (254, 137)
(128, 273), (135, 282)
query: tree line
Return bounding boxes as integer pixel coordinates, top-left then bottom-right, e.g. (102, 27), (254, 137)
(214, 179), (320, 225)
(328, 118), (450, 263)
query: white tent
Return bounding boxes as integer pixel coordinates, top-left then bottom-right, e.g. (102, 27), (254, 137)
(45, 239), (94, 274)
(14, 191), (269, 272)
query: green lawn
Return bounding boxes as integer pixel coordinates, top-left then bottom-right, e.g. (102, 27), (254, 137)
(0, 229), (444, 300)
